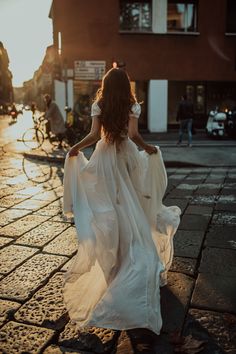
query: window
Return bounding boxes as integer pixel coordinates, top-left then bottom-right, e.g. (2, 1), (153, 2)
(167, 0), (198, 33)
(226, 0), (236, 33)
(120, 0), (152, 32)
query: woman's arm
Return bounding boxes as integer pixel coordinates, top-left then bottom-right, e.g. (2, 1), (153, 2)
(69, 116), (101, 157)
(128, 116), (157, 154)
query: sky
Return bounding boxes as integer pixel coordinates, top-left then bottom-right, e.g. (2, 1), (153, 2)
(0, 0), (53, 87)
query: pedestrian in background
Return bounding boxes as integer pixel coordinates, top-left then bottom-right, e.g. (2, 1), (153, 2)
(176, 94), (194, 147)
(44, 94), (66, 149)
(63, 68), (181, 347)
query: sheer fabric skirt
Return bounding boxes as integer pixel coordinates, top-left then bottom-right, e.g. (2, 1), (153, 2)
(63, 138), (181, 335)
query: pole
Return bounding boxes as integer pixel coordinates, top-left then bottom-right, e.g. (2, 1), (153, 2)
(64, 58), (68, 107)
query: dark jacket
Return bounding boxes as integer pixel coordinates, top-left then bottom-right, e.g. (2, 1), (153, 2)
(176, 100), (194, 121)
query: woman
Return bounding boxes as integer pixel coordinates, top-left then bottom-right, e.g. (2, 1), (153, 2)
(63, 68), (181, 336)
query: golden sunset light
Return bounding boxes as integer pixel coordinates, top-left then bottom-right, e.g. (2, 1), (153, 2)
(0, 0), (52, 87)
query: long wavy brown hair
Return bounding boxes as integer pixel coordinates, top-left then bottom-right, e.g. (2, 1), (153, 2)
(95, 68), (136, 144)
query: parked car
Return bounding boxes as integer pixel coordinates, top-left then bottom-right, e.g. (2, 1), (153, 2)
(206, 108), (227, 138)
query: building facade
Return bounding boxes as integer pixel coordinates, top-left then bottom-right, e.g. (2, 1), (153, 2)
(0, 41), (13, 107)
(49, 0), (236, 131)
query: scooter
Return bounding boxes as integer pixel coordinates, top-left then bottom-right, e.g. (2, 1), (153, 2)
(206, 107), (226, 138)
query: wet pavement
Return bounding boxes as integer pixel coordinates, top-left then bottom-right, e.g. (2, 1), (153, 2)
(0, 114), (236, 353)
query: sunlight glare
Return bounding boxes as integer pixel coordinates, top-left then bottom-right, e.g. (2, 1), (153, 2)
(0, 0), (52, 87)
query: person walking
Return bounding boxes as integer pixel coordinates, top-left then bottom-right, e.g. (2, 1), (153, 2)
(176, 94), (194, 147)
(44, 94), (66, 148)
(63, 68), (181, 346)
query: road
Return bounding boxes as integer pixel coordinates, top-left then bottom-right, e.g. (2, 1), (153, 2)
(0, 113), (235, 353)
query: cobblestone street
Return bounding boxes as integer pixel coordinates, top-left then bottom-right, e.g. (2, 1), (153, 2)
(0, 116), (236, 353)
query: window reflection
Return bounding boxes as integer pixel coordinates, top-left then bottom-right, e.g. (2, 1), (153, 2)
(168, 1), (197, 32)
(120, 1), (152, 32)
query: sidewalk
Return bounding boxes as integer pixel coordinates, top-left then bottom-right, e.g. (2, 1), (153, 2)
(22, 130), (236, 167)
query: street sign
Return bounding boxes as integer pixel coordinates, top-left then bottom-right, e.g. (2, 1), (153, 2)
(74, 60), (106, 80)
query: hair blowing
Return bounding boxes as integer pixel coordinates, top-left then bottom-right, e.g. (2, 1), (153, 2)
(95, 68), (136, 144)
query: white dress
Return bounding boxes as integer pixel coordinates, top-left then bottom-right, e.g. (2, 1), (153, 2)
(63, 102), (181, 335)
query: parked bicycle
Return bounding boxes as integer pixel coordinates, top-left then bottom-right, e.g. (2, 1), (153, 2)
(22, 110), (91, 150)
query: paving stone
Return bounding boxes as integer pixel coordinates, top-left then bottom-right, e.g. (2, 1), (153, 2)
(0, 194), (29, 208)
(199, 247), (236, 276)
(15, 221), (69, 247)
(212, 211), (236, 225)
(5, 174), (29, 185)
(161, 272), (194, 333)
(220, 189), (236, 196)
(50, 213), (73, 223)
(215, 202), (236, 212)
(185, 175), (206, 181)
(59, 321), (120, 353)
(43, 227), (78, 256)
(0, 321), (54, 354)
(0, 299), (21, 326)
(61, 255), (76, 272)
(190, 195), (218, 205)
(0, 208), (32, 226)
(176, 184), (198, 191)
(33, 201), (62, 216)
(185, 205), (213, 215)
(14, 185), (46, 196)
(116, 329), (162, 354)
(0, 214), (50, 238)
(184, 309), (236, 354)
(191, 273), (236, 313)
(13, 198), (50, 211)
(0, 245), (38, 275)
(115, 331), (134, 354)
(15, 273), (68, 329)
(0, 253), (68, 301)
(0, 185), (24, 198)
(199, 183), (222, 190)
(168, 174), (187, 180)
(30, 189), (61, 202)
(167, 188), (194, 198)
(173, 230), (204, 258)
(0, 236), (13, 248)
(195, 187), (221, 195)
(163, 198), (189, 213)
(205, 226), (236, 250)
(179, 214), (210, 230)
(43, 345), (91, 354)
(170, 256), (197, 276)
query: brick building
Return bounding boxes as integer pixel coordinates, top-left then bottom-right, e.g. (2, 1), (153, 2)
(49, 0), (236, 131)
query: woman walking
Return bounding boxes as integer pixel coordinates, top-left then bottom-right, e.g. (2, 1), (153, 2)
(63, 68), (181, 339)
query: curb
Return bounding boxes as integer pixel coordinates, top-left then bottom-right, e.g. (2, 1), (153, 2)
(23, 151), (236, 168)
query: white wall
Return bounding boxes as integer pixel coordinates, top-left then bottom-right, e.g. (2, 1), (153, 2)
(148, 80), (168, 132)
(152, 0), (167, 33)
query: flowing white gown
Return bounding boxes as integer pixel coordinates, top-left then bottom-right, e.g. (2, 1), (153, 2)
(63, 102), (181, 335)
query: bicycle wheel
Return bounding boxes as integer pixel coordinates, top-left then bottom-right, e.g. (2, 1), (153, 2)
(22, 128), (44, 149)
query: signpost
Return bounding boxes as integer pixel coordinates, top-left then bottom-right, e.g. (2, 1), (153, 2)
(74, 60), (106, 80)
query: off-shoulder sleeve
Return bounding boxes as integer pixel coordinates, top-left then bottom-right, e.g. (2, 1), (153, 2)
(130, 102), (141, 119)
(91, 101), (101, 116)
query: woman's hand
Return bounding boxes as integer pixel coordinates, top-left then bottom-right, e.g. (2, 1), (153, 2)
(145, 144), (158, 155)
(69, 145), (79, 157)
